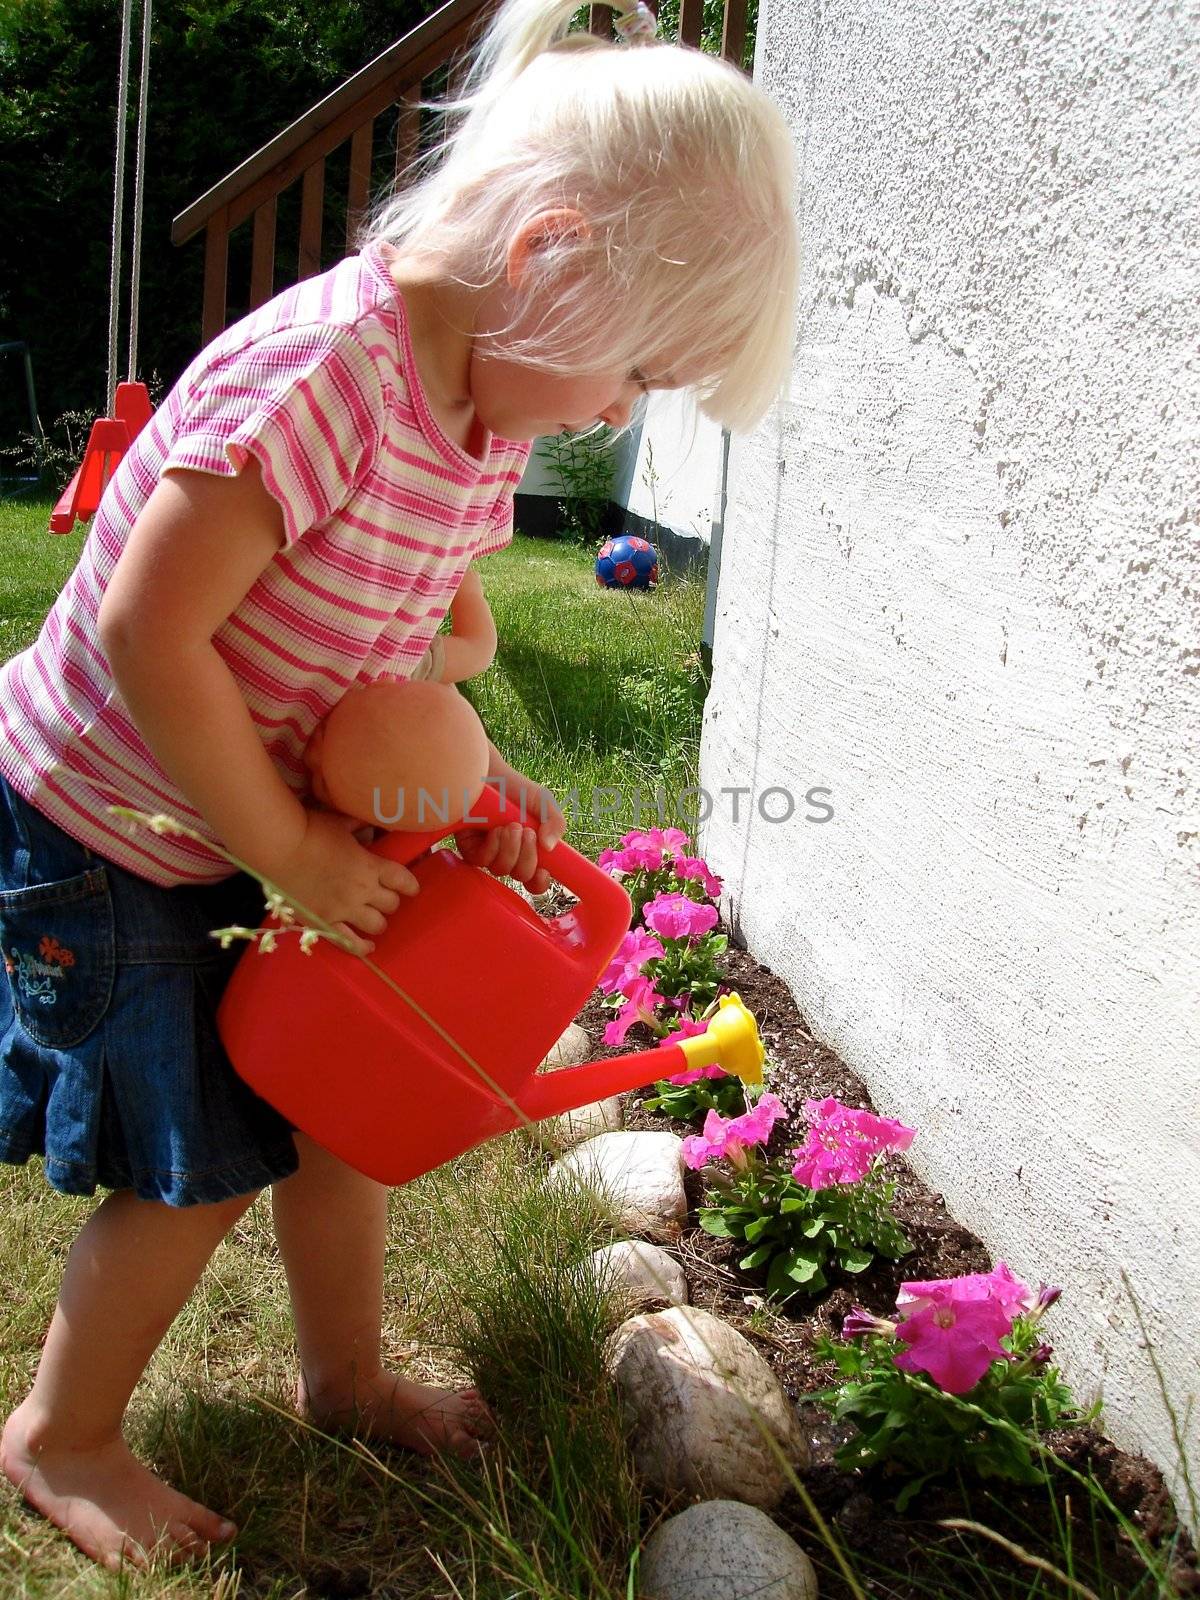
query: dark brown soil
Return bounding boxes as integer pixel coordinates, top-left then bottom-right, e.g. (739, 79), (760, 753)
(575, 939), (1199, 1600)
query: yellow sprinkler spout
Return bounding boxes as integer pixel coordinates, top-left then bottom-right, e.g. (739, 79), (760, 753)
(676, 992), (764, 1086)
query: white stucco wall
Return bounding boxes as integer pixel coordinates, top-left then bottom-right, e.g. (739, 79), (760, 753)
(624, 391), (725, 548)
(701, 0), (1200, 1502)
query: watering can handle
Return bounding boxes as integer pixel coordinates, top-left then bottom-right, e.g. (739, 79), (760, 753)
(365, 782), (548, 867)
(367, 783), (633, 969)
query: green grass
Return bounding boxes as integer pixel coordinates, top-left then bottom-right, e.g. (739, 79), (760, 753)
(0, 496), (82, 660)
(0, 509), (698, 1598)
(0, 1150), (642, 1599)
(464, 537), (708, 852)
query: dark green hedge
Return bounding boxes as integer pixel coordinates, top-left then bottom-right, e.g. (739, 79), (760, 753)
(0, 0), (433, 447)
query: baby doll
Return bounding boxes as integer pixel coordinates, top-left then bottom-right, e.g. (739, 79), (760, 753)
(303, 562), (500, 830)
(304, 679), (491, 832)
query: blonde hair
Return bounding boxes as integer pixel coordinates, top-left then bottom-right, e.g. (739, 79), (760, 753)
(364, 0), (798, 432)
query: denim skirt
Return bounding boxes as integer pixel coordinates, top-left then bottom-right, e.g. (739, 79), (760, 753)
(0, 772), (299, 1205)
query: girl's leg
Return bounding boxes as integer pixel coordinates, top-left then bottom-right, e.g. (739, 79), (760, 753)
(270, 1134), (491, 1458)
(1, 1186), (256, 1570)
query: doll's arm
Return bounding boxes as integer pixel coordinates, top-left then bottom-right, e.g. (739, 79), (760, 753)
(436, 564), (498, 682)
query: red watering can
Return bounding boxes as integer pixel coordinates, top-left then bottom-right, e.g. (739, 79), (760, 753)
(217, 784), (764, 1184)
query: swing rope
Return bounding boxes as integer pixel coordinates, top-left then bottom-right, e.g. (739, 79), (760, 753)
(127, 0), (153, 386)
(105, 0), (151, 409)
(105, 0), (134, 412)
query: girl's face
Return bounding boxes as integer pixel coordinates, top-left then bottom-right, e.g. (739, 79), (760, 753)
(466, 258), (680, 441)
(467, 350), (647, 442)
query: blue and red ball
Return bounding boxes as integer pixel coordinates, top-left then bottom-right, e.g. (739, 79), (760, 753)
(595, 534), (660, 590)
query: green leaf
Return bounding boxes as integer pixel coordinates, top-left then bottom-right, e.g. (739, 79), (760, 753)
(779, 1196), (808, 1214)
(894, 1473), (936, 1512)
(743, 1214), (775, 1244)
(800, 1217), (826, 1239)
(838, 1247), (874, 1273)
(739, 1244), (774, 1269)
(784, 1251), (824, 1284)
(699, 1213), (732, 1238)
(765, 1252), (823, 1300)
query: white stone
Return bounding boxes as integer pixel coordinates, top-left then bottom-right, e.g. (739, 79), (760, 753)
(640, 1501), (818, 1600)
(608, 1306), (808, 1509)
(549, 1131), (686, 1236)
(539, 1021), (591, 1069)
(542, 1095), (624, 1149)
(590, 1240), (688, 1308)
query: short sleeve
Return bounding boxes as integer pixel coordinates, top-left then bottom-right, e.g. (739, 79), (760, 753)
(161, 324), (385, 546)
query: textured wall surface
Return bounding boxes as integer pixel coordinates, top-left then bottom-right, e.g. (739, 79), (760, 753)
(701, 0), (1199, 1497)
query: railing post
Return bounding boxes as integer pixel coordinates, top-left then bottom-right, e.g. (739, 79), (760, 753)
(721, 0), (748, 66)
(202, 207), (229, 346)
(395, 87), (421, 185)
(347, 122), (374, 250)
(587, 4), (612, 37)
(677, 0), (703, 47)
(299, 161), (325, 280)
(250, 197), (277, 309)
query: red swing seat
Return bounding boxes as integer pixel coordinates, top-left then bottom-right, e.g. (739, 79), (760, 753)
(48, 381), (153, 534)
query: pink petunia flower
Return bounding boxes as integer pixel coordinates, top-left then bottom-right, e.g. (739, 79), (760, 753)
(681, 1093), (786, 1170)
(602, 975), (666, 1046)
(652, 1016), (726, 1084)
(889, 1265), (1035, 1394)
(598, 928), (665, 996)
(790, 1098), (916, 1191)
(636, 826), (692, 855)
(897, 1262), (1035, 1320)
(892, 1290), (1015, 1394)
(597, 827), (693, 878)
(666, 1064), (729, 1085)
(842, 1305), (898, 1340)
(673, 856), (723, 897)
(597, 840), (667, 875)
(643, 893), (720, 941)
(656, 1016), (710, 1042)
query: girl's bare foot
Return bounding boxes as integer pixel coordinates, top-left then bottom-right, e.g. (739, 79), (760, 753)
(1, 1399), (237, 1571)
(297, 1369), (494, 1459)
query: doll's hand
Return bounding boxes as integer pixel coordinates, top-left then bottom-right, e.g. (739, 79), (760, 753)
(454, 776), (566, 894)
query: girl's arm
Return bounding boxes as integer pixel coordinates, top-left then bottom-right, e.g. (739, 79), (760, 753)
(437, 564), (498, 682)
(97, 462), (416, 946)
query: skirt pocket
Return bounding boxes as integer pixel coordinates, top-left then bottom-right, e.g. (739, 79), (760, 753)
(0, 868), (115, 1049)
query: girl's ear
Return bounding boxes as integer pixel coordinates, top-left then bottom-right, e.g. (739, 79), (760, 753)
(505, 208), (591, 288)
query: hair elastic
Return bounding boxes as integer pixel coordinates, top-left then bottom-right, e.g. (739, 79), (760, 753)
(613, 1), (658, 41)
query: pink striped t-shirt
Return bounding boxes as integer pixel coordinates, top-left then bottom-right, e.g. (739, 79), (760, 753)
(0, 245), (531, 885)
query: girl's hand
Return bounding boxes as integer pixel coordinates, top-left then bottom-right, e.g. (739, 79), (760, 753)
(455, 775), (566, 895)
(270, 809), (419, 956)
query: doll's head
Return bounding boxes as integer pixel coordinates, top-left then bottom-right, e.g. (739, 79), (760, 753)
(304, 680), (491, 830)
(362, 0), (798, 434)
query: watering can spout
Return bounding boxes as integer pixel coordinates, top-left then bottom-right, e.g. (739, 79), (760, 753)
(519, 993), (764, 1123)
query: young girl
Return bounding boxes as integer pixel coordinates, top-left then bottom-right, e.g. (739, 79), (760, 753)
(0, 0), (797, 1571)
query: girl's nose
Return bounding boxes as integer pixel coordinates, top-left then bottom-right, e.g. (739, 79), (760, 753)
(600, 389), (638, 429)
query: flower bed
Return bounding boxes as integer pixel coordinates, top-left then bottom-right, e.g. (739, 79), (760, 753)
(574, 829), (1198, 1599)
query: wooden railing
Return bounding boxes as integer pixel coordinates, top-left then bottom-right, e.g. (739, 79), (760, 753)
(172, 0), (749, 342)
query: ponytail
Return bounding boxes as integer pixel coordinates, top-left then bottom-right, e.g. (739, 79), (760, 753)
(458, 0), (585, 106)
